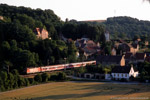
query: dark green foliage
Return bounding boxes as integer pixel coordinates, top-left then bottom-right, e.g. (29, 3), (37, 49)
(0, 71), (8, 82)
(57, 72), (67, 80)
(0, 85), (5, 92)
(18, 77), (26, 87)
(62, 22), (104, 42)
(34, 74), (42, 82)
(73, 64), (113, 75)
(104, 42), (112, 55)
(24, 78), (30, 86)
(50, 74), (58, 81)
(85, 64), (105, 73)
(0, 70), (30, 91)
(7, 72), (15, 89)
(137, 62), (150, 82)
(74, 66), (86, 75)
(103, 16), (150, 39)
(48, 72), (67, 81)
(28, 78), (35, 84)
(67, 41), (77, 63)
(41, 72), (49, 82)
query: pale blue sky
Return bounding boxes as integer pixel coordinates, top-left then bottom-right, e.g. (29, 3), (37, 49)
(0, 0), (150, 21)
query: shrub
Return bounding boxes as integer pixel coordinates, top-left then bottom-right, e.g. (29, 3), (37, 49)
(57, 72), (66, 80)
(24, 78), (30, 86)
(50, 74), (57, 81)
(34, 74), (42, 83)
(18, 77), (26, 87)
(0, 85), (5, 91)
(28, 78), (35, 85)
(41, 73), (49, 82)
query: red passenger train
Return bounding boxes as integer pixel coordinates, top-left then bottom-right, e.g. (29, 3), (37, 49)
(26, 60), (96, 74)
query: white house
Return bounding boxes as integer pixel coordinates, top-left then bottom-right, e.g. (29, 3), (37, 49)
(105, 74), (111, 80)
(111, 65), (139, 81)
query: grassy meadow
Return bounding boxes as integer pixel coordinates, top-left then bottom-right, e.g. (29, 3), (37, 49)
(0, 82), (150, 100)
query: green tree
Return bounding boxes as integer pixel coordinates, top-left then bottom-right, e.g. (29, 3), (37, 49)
(57, 72), (66, 80)
(41, 72), (49, 82)
(34, 74), (42, 82)
(7, 72), (15, 89)
(18, 77), (25, 87)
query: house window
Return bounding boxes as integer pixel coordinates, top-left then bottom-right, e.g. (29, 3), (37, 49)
(122, 74), (123, 77)
(114, 74), (116, 77)
(125, 74), (127, 77)
(118, 74), (119, 77)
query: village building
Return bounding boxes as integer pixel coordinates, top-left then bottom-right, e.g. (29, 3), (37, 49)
(104, 31), (110, 42)
(111, 48), (116, 56)
(144, 41), (149, 46)
(34, 28), (49, 39)
(125, 52), (147, 64)
(75, 38), (101, 59)
(119, 43), (134, 54)
(134, 38), (141, 44)
(111, 65), (139, 81)
(78, 73), (105, 80)
(118, 42), (139, 54)
(125, 52), (135, 64)
(96, 55), (125, 66)
(135, 53), (146, 62)
(145, 56), (150, 63)
(132, 43), (139, 53)
(0, 16), (4, 20)
(145, 52), (150, 57)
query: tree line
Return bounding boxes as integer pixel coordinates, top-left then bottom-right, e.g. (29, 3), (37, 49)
(0, 70), (67, 92)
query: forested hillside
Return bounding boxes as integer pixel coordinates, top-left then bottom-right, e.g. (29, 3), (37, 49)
(82, 16), (150, 40)
(103, 16), (150, 39)
(0, 4), (76, 73)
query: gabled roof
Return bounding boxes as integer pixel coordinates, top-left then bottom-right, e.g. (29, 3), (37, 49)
(119, 40), (126, 43)
(119, 43), (133, 49)
(34, 28), (48, 35)
(125, 52), (133, 59)
(83, 47), (97, 54)
(132, 43), (138, 48)
(145, 56), (150, 62)
(34, 28), (42, 35)
(135, 53), (146, 60)
(86, 40), (96, 47)
(145, 52), (150, 57)
(112, 66), (132, 73)
(97, 55), (123, 63)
